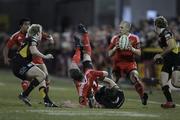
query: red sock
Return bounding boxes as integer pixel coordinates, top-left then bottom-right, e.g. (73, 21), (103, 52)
(134, 81), (144, 97)
(132, 76), (144, 97)
(82, 33), (92, 56)
(72, 48), (81, 64)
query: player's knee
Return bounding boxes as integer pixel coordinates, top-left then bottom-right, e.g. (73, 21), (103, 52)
(39, 80), (46, 87)
(130, 70), (139, 83)
(69, 69), (83, 81)
(37, 71), (46, 82)
(171, 71), (180, 87)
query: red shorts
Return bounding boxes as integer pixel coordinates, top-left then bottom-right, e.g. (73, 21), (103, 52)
(113, 62), (137, 75)
(32, 56), (44, 64)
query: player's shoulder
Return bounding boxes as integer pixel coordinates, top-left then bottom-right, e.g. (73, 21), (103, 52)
(111, 34), (120, 42)
(128, 33), (140, 42)
(161, 29), (173, 39)
(10, 31), (24, 40)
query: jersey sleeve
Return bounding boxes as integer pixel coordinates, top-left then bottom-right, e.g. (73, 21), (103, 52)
(108, 36), (117, 50)
(133, 35), (141, 49)
(164, 30), (173, 40)
(90, 70), (104, 78)
(6, 36), (17, 48)
(29, 38), (38, 46)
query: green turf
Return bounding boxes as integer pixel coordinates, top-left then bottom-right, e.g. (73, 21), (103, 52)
(0, 69), (180, 120)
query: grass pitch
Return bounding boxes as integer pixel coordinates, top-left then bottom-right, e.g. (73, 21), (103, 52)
(0, 69), (180, 120)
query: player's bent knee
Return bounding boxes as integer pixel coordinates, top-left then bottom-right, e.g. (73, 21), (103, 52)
(36, 70), (46, 82)
(171, 71), (180, 87)
(69, 69), (83, 81)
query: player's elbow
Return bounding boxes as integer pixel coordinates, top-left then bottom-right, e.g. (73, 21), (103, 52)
(102, 71), (108, 77)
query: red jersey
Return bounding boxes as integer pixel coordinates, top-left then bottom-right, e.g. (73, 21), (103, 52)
(6, 31), (51, 64)
(6, 31), (26, 49)
(79, 69), (104, 97)
(108, 33), (140, 63)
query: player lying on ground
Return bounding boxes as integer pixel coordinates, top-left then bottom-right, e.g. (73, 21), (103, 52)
(69, 24), (125, 108)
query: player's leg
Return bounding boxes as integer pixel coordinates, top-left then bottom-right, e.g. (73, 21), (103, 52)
(112, 69), (121, 83)
(171, 70), (180, 88)
(129, 69), (148, 105)
(22, 65), (57, 107)
(18, 65), (43, 106)
(160, 62), (175, 108)
(36, 63), (51, 96)
(77, 24), (92, 56)
(69, 45), (83, 93)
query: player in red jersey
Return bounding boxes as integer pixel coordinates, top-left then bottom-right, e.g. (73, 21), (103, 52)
(3, 18), (53, 98)
(3, 18), (31, 65)
(3, 18), (31, 90)
(69, 24), (125, 108)
(108, 21), (148, 105)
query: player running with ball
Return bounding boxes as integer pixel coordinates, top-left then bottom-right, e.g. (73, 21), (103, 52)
(108, 21), (148, 105)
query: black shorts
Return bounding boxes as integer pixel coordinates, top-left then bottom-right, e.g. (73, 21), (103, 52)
(11, 60), (34, 80)
(162, 52), (180, 74)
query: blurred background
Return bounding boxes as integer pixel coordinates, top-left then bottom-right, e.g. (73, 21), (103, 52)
(1, 0), (180, 90)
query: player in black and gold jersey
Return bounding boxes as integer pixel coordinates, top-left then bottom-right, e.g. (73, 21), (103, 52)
(154, 16), (180, 108)
(11, 24), (57, 107)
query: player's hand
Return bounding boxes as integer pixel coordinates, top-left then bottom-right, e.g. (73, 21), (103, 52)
(78, 24), (87, 34)
(154, 54), (163, 63)
(102, 71), (108, 77)
(127, 43), (136, 52)
(45, 54), (54, 59)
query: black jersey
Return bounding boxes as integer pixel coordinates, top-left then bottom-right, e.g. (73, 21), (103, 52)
(158, 29), (179, 54)
(13, 37), (38, 64)
(158, 29), (173, 48)
(95, 86), (125, 108)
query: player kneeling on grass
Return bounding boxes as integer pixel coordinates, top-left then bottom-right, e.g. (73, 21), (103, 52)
(11, 24), (57, 107)
(69, 24), (125, 108)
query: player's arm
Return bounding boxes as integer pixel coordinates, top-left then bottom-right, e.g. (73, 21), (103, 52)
(108, 37), (119, 56)
(3, 37), (17, 65)
(95, 71), (118, 88)
(3, 46), (10, 65)
(30, 41), (53, 59)
(108, 45), (118, 57)
(154, 33), (175, 60)
(129, 42), (141, 56)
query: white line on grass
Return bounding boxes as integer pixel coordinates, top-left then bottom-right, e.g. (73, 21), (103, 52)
(127, 99), (180, 107)
(28, 110), (159, 118)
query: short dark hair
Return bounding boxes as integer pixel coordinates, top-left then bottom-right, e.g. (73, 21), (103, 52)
(154, 16), (168, 28)
(19, 18), (31, 26)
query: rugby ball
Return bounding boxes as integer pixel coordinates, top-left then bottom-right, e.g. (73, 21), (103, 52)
(119, 35), (129, 50)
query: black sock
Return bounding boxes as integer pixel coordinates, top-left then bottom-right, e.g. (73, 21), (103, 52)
(39, 86), (51, 103)
(22, 79), (40, 97)
(162, 85), (173, 102)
